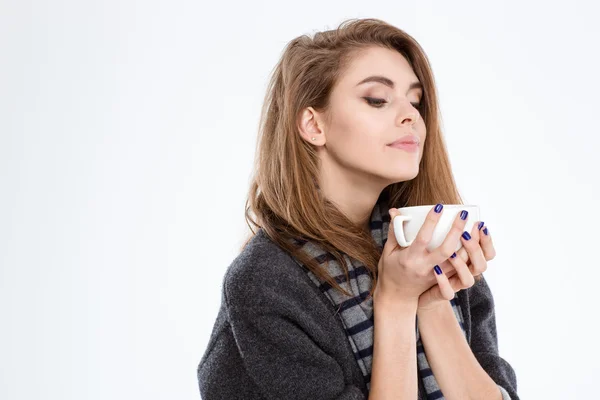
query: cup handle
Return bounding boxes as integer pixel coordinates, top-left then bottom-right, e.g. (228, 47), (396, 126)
(393, 214), (413, 247)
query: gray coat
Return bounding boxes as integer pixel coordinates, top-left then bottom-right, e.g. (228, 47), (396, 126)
(197, 229), (518, 399)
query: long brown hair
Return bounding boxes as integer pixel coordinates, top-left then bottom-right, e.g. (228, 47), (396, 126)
(243, 18), (465, 299)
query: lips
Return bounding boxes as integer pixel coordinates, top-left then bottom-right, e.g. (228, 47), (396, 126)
(387, 134), (420, 147)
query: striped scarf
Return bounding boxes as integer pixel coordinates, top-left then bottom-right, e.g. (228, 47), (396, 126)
(289, 199), (467, 399)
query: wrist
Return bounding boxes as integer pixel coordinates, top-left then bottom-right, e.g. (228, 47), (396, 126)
(374, 292), (419, 315)
(417, 298), (453, 317)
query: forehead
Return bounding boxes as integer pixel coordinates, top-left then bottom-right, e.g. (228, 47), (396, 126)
(339, 46), (420, 89)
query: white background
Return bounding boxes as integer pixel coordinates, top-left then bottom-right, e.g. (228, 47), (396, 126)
(2, 1), (599, 399)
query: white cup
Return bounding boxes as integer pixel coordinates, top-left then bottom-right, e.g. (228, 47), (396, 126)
(392, 204), (480, 253)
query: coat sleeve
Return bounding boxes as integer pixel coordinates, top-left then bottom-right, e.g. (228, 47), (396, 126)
(467, 275), (519, 400)
(223, 263), (366, 400)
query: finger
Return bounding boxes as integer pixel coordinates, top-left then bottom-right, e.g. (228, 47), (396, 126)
(455, 247), (469, 264)
(433, 264), (456, 300)
(456, 247), (484, 282)
(469, 220), (482, 246)
(407, 204), (445, 254)
(439, 259), (457, 279)
(478, 223), (496, 261)
(460, 222), (488, 276)
(427, 209), (469, 266)
(384, 208), (401, 255)
(434, 272), (473, 298)
(425, 259), (457, 289)
(447, 274), (472, 293)
(457, 221), (482, 265)
(422, 260), (447, 289)
(447, 219), (487, 266)
(447, 251), (475, 289)
(454, 245), (482, 283)
(456, 219), (485, 264)
(427, 266), (470, 303)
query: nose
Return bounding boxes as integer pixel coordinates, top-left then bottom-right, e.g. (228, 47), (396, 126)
(396, 103), (419, 126)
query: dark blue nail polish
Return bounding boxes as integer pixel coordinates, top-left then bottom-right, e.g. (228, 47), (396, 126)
(451, 252), (457, 258)
(462, 231), (471, 240)
(483, 227), (489, 235)
(478, 221), (484, 230)
(460, 210), (468, 220)
(434, 265), (442, 275)
(434, 203), (443, 213)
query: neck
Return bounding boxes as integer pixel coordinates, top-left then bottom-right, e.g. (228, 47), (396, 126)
(317, 153), (388, 231)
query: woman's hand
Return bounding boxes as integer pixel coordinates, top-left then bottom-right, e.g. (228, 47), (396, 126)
(417, 221), (496, 313)
(373, 205), (473, 307)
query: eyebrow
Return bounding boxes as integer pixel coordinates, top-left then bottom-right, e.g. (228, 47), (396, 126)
(356, 75), (423, 92)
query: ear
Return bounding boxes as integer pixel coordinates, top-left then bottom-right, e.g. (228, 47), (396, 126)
(298, 106), (326, 146)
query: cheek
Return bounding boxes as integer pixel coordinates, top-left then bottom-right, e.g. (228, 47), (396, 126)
(327, 115), (386, 163)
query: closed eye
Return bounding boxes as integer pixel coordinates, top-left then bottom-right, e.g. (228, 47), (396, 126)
(363, 97), (387, 108)
(363, 97), (422, 112)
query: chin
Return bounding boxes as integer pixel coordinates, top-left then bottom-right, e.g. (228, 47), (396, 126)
(390, 174), (418, 185)
(385, 165), (420, 183)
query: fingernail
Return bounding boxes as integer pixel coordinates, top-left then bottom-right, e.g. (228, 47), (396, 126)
(450, 252), (457, 258)
(434, 203), (443, 213)
(434, 265), (442, 275)
(462, 231), (471, 240)
(478, 221), (484, 230)
(483, 227), (489, 235)
(460, 210), (468, 220)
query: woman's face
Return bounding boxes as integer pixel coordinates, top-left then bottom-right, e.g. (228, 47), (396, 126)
(310, 46), (427, 185)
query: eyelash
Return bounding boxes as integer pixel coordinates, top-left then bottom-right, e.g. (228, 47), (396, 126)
(364, 97), (422, 111)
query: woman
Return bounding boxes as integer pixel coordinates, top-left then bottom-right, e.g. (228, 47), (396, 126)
(197, 18), (518, 400)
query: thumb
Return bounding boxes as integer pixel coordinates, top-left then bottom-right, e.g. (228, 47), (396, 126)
(385, 208), (400, 252)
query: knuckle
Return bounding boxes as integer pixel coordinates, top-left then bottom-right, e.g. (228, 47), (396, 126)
(424, 216), (437, 227)
(464, 275), (475, 288)
(420, 264), (435, 278)
(404, 256), (419, 270)
(440, 243), (456, 259)
(438, 244), (455, 259)
(449, 225), (463, 238)
(415, 235), (429, 246)
(473, 264), (486, 275)
(464, 240), (478, 252)
(417, 267), (430, 278)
